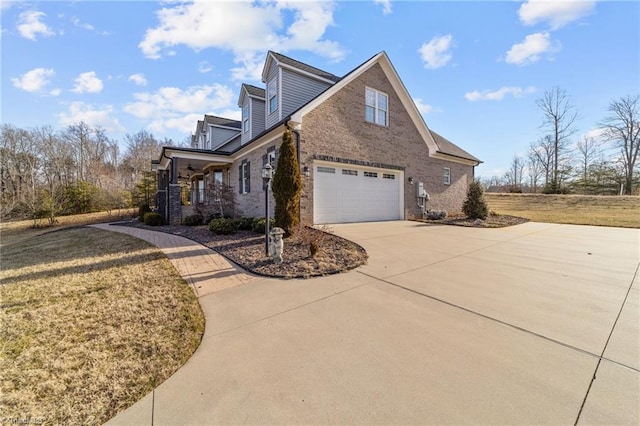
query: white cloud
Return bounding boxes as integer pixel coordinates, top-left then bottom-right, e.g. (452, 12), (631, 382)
(50, 88), (61, 96)
(17, 10), (55, 41)
(583, 127), (606, 142)
(71, 16), (94, 31)
(465, 86), (537, 101)
(123, 83), (236, 134)
(128, 73), (148, 86)
(72, 71), (104, 93)
(198, 61), (213, 73)
(505, 32), (559, 66)
(11, 67), (55, 92)
(418, 35), (453, 69)
(374, 0), (392, 15)
(413, 98), (433, 114)
(1, 1), (14, 10)
(519, 0), (596, 30)
(139, 0), (345, 81)
(58, 102), (125, 133)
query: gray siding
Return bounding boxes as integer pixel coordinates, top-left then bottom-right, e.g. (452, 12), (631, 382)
(241, 97), (266, 145)
(210, 127), (239, 150)
(265, 63), (280, 129)
(251, 98), (266, 140)
(241, 98), (251, 145)
(281, 68), (332, 118)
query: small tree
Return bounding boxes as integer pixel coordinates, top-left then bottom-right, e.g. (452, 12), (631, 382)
(272, 128), (302, 237)
(462, 180), (489, 220)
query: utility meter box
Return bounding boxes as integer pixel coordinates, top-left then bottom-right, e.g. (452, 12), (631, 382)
(417, 182), (427, 198)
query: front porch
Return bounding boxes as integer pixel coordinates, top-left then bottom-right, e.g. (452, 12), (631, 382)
(155, 147), (234, 225)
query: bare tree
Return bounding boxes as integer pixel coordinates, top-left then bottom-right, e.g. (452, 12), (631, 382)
(504, 155), (525, 192)
(536, 87), (579, 192)
(530, 136), (554, 187)
(527, 150), (544, 193)
(600, 94), (640, 195)
(573, 135), (602, 193)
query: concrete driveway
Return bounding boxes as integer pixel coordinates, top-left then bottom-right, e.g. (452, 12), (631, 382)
(108, 221), (639, 425)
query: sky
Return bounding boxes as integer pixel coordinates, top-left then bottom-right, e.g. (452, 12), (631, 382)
(1, 0), (638, 178)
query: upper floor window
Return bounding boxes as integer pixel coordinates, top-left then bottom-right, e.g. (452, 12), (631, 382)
(443, 167), (451, 185)
(242, 105), (249, 133)
(268, 78), (278, 114)
(365, 87), (388, 126)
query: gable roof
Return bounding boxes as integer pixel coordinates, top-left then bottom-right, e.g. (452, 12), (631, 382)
(238, 83), (266, 106)
(203, 114), (241, 130)
(262, 51), (340, 84)
(244, 84), (265, 98)
(290, 51), (481, 165)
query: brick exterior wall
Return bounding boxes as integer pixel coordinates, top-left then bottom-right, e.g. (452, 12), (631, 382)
(298, 63), (474, 223)
(230, 142), (278, 219)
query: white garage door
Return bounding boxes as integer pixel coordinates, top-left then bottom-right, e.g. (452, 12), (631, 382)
(313, 163), (403, 224)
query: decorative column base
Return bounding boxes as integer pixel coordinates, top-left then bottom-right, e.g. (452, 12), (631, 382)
(168, 184), (182, 225)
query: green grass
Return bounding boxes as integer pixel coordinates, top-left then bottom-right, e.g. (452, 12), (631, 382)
(486, 193), (640, 228)
(0, 227), (204, 425)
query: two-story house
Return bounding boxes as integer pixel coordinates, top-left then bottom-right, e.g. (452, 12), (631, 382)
(154, 51), (481, 225)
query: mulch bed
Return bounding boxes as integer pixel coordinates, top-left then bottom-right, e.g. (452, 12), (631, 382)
(117, 222), (368, 279)
(418, 214), (529, 228)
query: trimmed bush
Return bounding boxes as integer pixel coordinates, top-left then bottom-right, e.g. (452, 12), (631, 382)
(205, 212), (230, 223)
(272, 128), (302, 237)
(252, 217), (276, 233)
(426, 210), (448, 220)
(234, 217), (255, 231)
(143, 212), (163, 226)
(138, 204), (151, 221)
(462, 180), (489, 220)
(208, 218), (237, 235)
(183, 214), (204, 226)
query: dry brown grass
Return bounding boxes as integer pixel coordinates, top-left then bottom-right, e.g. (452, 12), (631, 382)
(486, 193), (640, 228)
(0, 226), (204, 425)
(0, 209), (136, 247)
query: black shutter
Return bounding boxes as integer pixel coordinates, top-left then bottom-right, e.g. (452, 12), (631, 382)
(245, 161), (251, 193)
(238, 164), (242, 194)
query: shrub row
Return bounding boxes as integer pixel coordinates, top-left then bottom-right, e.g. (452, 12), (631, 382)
(207, 217), (276, 235)
(143, 212), (163, 226)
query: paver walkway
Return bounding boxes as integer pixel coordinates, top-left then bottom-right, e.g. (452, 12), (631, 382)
(91, 224), (258, 297)
(98, 221), (639, 425)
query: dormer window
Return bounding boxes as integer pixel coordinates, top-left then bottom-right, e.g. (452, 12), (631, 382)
(242, 105), (249, 133)
(365, 87), (388, 126)
(268, 78), (278, 114)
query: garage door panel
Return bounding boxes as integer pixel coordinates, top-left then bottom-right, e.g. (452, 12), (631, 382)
(314, 163), (402, 224)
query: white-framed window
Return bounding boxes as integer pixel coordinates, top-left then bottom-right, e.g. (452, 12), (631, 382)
(268, 78), (278, 114)
(443, 167), (451, 185)
(242, 105), (249, 133)
(239, 161), (251, 194)
(213, 171), (223, 201)
(365, 87), (388, 126)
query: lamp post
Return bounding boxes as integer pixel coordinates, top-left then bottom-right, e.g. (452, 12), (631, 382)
(261, 163), (273, 256)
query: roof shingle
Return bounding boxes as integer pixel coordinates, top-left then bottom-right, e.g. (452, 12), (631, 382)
(268, 51), (340, 83)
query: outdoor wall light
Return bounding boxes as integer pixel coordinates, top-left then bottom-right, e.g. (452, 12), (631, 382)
(408, 177), (414, 185)
(303, 165), (310, 177)
(261, 163), (274, 255)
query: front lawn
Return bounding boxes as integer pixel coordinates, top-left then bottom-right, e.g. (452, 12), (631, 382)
(0, 227), (204, 425)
